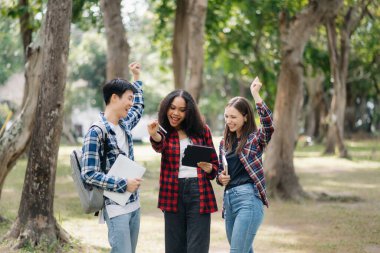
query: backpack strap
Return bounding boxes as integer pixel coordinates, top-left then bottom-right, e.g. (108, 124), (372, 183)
(91, 122), (109, 173)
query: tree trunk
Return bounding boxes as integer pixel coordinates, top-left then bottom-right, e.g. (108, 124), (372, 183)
(185, 0), (207, 102)
(18, 0), (33, 61)
(4, 0), (72, 249)
(344, 85), (356, 135)
(324, 1), (371, 157)
(173, 0), (189, 90)
(304, 68), (325, 138)
(0, 28), (43, 204)
(100, 0), (130, 80)
(18, 0), (34, 108)
(264, 0), (343, 201)
(62, 115), (77, 145)
(172, 0), (208, 102)
(324, 19), (348, 157)
(239, 79), (247, 97)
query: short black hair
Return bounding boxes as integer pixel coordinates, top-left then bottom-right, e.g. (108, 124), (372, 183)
(158, 90), (205, 137)
(102, 78), (137, 105)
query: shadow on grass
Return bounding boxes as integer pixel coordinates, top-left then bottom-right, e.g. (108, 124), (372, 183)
(314, 192), (363, 203)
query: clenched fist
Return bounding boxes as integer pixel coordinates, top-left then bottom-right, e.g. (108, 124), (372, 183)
(129, 62), (141, 81)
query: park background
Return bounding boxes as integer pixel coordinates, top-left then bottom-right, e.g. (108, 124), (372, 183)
(0, 0), (379, 252)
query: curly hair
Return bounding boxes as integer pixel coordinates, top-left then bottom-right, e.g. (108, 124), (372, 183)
(158, 90), (205, 137)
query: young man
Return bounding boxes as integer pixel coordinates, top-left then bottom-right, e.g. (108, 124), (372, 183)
(81, 62), (144, 253)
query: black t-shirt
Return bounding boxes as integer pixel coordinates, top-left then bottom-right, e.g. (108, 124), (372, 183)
(225, 140), (254, 190)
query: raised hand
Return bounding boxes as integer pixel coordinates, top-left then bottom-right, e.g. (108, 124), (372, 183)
(250, 76), (262, 94)
(250, 76), (263, 103)
(129, 62), (141, 81)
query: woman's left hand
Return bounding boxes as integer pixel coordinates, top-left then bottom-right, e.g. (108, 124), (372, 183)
(250, 76), (263, 104)
(197, 162), (213, 174)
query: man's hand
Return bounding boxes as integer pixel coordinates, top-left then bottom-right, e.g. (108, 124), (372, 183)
(198, 162), (213, 174)
(129, 62), (141, 81)
(218, 170), (230, 186)
(126, 178), (142, 193)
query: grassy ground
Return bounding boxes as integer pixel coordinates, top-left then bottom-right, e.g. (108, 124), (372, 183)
(0, 138), (379, 252)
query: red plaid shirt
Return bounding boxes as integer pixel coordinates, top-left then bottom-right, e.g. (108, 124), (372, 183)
(150, 125), (218, 214)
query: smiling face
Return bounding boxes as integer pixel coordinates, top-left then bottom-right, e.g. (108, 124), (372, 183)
(224, 106), (247, 137)
(114, 90), (134, 119)
(167, 96), (187, 129)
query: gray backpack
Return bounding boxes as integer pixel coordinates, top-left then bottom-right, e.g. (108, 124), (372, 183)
(70, 122), (109, 214)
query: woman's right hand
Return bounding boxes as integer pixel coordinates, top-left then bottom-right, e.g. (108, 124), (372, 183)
(147, 120), (159, 136)
(218, 170), (230, 186)
(147, 120), (162, 142)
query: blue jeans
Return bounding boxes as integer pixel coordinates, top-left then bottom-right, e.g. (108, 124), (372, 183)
(104, 208), (140, 253)
(224, 183), (264, 253)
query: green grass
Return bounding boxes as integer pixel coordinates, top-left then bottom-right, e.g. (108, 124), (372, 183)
(295, 138), (380, 161)
(0, 139), (379, 252)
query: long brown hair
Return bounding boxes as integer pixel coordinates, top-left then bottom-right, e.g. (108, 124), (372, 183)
(223, 97), (258, 154)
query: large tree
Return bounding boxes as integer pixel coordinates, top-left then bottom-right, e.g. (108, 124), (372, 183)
(173, 0), (208, 102)
(4, 0), (72, 249)
(264, 0), (343, 200)
(324, 0), (373, 157)
(100, 0), (130, 80)
(0, 28), (43, 218)
(0, 1), (47, 211)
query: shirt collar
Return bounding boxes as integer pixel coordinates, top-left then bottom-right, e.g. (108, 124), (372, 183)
(99, 112), (128, 134)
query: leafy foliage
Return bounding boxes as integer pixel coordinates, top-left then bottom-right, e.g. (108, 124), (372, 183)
(72, 0), (103, 31)
(0, 0), (378, 133)
(0, 18), (23, 84)
(66, 30), (107, 112)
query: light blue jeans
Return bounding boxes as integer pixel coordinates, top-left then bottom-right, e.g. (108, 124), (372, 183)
(224, 183), (264, 253)
(104, 208), (140, 253)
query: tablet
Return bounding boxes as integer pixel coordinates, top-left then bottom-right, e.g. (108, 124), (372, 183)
(182, 144), (214, 167)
